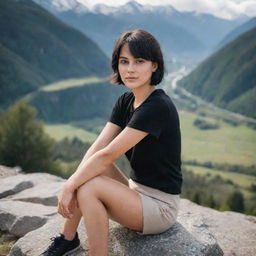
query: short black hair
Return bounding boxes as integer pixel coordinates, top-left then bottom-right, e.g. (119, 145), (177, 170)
(108, 29), (165, 86)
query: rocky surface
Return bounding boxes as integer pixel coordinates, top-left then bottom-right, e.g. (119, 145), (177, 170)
(0, 200), (57, 237)
(0, 172), (63, 199)
(178, 199), (256, 256)
(7, 181), (65, 206)
(0, 165), (255, 256)
(9, 214), (224, 256)
(0, 165), (22, 179)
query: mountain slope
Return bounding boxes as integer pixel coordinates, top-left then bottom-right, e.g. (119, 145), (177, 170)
(27, 80), (127, 123)
(216, 17), (256, 50)
(178, 27), (256, 119)
(0, 0), (110, 109)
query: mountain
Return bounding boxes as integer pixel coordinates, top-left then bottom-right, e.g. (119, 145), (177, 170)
(177, 27), (256, 119)
(27, 80), (127, 123)
(216, 17), (256, 50)
(0, 0), (110, 109)
(32, 0), (247, 60)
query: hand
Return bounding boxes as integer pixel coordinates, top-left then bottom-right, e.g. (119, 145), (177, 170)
(57, 184), (78, 219)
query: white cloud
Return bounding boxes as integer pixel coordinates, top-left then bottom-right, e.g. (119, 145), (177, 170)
(162, 0), (256, 19)
(79, 0), (256, 19)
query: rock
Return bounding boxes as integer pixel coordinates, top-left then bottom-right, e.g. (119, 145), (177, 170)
(0, 173), (64, 199)
(0, 165), (22, 179)
(0, 200), (57, 237)
(7, 181), (65, 206)
(9, 214), (223, 256)
(107, 221), (223, 256)
(9, 215), (87, 256)
(1, 169), (254, 256)
(178, 199), (256, 256)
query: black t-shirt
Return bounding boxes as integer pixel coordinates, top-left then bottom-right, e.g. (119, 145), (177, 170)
(108, 88), (182, 194)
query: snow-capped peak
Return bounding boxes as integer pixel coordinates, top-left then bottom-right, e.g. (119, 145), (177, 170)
(33, 0), (91, 13)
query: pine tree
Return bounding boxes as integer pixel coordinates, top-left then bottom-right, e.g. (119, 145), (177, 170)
(0, 99), (61, 174)
(226, 190), (245, 213)
(192, 189), (201, 204)
(207, 194), (216, 209)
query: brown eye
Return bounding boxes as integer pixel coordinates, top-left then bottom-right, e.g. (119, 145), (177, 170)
(119, 60), (128, 64)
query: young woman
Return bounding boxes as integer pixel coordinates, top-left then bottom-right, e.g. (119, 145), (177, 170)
(41, 29), (182, 256)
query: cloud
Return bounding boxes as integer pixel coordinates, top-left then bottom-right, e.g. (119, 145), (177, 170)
(159, 0), (256, 19)
(81, 0), (256, 19)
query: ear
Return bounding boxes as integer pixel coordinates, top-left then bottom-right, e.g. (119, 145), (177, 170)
(152, 62), (158, 72)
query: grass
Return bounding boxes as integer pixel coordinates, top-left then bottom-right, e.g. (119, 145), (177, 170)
(40, 76), (105, 92)
(43, 110), (256, 167)
(184, 164), (256, 189)
(44, 124), (97, 143)
(0, 231), (17, 256)
(184, 164), (255, 199)
(180, 111), (256, 166)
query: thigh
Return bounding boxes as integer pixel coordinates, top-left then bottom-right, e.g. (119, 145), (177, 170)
(77, 175), (143, 232)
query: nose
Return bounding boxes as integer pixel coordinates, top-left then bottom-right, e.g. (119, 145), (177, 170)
(127, 63), (135, 72)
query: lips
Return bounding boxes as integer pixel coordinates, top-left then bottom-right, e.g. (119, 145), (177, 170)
(126, 77), (138, 79)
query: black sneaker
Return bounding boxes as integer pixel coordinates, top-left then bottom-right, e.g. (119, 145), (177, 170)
(40, 232), (80, 256)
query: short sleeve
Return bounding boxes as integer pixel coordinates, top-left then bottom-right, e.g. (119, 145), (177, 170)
(127, 102), (164, 139)
(108, 93), (126, 128)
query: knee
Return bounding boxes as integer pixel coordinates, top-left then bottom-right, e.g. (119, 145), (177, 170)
(76, 175), (105, 201)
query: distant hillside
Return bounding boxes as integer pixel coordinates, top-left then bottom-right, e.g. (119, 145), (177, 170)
(25, 78), (127, 123)
(178, 27), (256, 119)
(0, 0), (110, 109)
(216, 17), (256, 50)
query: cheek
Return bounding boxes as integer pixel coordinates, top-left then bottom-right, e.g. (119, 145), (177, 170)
(141, 68), (153, 78)
(118, 65), (125, 75)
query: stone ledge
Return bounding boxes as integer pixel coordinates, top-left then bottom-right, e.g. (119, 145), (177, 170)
(9, 215), (223, 256)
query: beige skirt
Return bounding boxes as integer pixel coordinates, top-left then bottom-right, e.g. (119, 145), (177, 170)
(128, 178), (180, 235)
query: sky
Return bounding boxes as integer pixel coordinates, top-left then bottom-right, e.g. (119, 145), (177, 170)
(78, 0), (256, 19)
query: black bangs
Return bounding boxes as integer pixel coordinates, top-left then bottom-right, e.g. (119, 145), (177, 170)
(126, 38), (154, 61)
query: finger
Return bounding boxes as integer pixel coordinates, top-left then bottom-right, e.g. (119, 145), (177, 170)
(57, 202), (63, 215)
(59, 201), (69, 219)
(63, 203), (73, 219)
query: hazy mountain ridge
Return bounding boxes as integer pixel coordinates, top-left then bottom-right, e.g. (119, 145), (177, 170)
(32, 0), (247, 59)
(0, 0), (110, 109)
(216, 17), (256, 50)
(178, 27), (256, 119)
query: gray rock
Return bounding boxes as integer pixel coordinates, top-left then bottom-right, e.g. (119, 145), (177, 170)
(9, 215), (87, 256)
(0, 173), (64, 199)
(0, 176), (33, 199)
(179, 199), (256, 256)
(3, 171), (255, 256)
(9, 213), (223, 256)
(0, 165), (22, 178)
(8, 181), (65, 206)
(0, 200), (57, 236)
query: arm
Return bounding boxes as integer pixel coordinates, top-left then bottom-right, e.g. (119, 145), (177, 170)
(74, 121), (122, 172)
(65, 126), (149, 192)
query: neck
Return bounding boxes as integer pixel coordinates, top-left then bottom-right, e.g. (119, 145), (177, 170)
(132, 86), (157, 108)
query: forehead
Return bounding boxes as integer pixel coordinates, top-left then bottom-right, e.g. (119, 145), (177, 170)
(119, 44), (133, 58)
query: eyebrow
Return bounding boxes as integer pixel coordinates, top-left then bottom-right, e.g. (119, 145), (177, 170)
(119, 56), (142, 59)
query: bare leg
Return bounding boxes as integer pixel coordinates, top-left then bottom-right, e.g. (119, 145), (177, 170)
(76, 175), (143, 256)
(78, 186), (109, 256)
(59, 163), (129, 240)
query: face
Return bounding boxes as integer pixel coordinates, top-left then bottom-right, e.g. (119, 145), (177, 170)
(118, 44), (158, 90)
